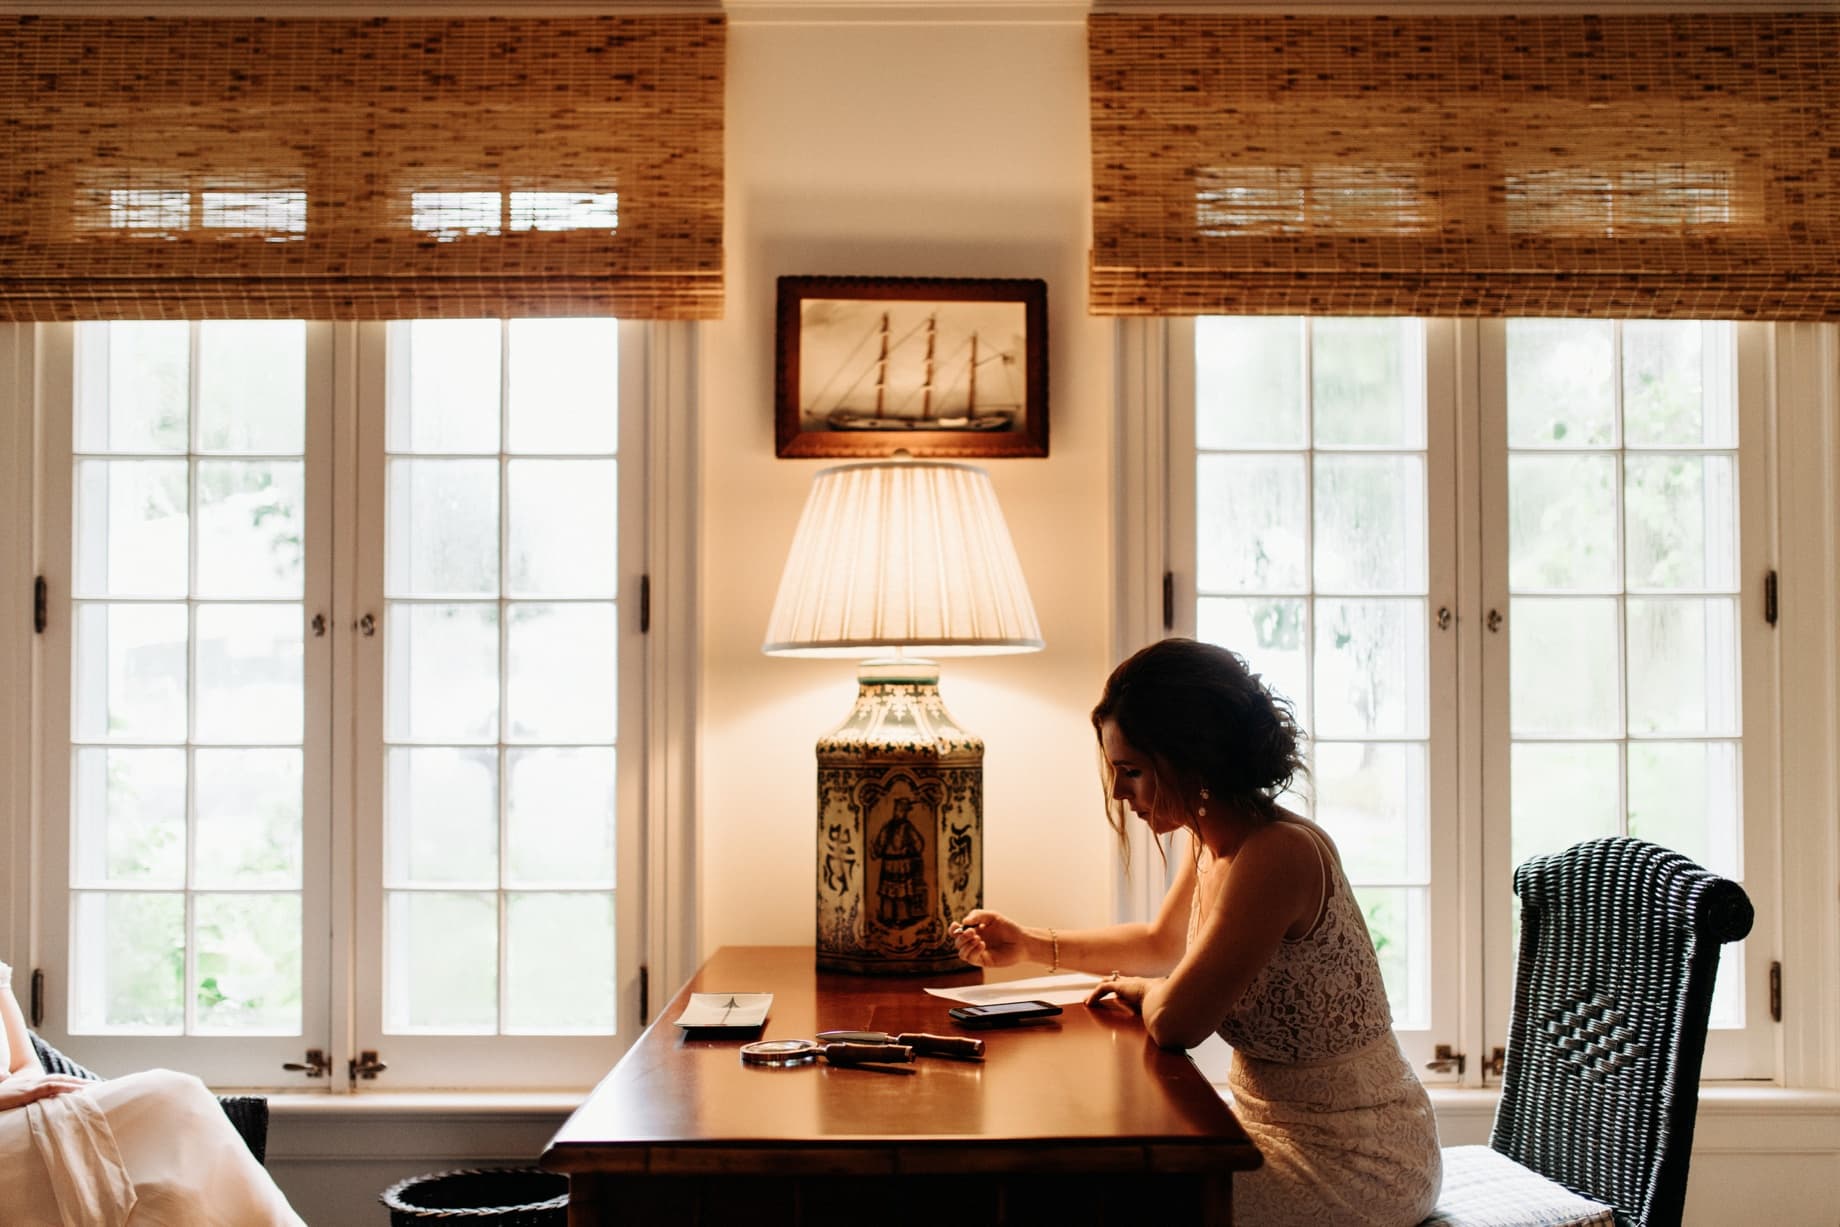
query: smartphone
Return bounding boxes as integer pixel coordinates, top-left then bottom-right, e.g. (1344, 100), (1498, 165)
(946, 1000), (1063, 1029)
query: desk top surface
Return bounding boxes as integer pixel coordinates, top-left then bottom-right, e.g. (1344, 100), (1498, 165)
(543, 946), (1259, 1176)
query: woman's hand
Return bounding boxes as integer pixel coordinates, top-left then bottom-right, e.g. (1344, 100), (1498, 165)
(950, 910), (1029, 967)
(1086, 973), (1150, 1016)
(0, 1072), (91, 1113)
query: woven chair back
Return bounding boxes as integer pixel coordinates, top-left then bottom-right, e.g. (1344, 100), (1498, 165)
(1492, 837), (1753, 1227)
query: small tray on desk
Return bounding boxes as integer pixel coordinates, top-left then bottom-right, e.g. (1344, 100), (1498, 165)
(674, 992), (772, 1030)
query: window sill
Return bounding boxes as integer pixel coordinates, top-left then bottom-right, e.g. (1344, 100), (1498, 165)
(1427, 1083), (1840, 1111)
(265, 1089), (584, 1118)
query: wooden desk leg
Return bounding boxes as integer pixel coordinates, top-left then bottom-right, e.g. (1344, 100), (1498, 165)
(564, 1175), (611, 1227)
(1203, 1172), (1232, 1226)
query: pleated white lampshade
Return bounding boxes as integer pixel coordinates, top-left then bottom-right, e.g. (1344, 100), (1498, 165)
(762, 459), (1044, 659)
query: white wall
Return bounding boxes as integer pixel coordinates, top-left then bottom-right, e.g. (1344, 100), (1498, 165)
(698, 10), (1126, 957)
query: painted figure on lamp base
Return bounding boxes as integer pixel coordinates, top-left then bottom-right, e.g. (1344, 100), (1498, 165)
(814, 661), (983, 975)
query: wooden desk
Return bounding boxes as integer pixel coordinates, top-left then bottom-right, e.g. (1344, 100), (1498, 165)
(542, 946), (1260, 1226)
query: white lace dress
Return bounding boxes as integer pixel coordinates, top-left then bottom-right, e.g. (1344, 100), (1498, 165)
(0, 1069), (304, 1227)
(1192, 824), (1442, 1227)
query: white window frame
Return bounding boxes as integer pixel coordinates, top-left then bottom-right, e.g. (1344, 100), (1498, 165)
(1123, 315), (1804, 1087)
(8, 317), (697, 1092)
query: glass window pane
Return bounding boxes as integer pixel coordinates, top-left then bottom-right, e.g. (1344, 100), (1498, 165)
(1509, 742), (1622, 869)
(506, 603), (617, 743)
(1197, 455), (1307, 593)
(1623, 321), (1734, 448)
(196, 460), (306, 598)
(1507, 455), (1619, 592)
(194, 603), (303, 744)
(508, 460), (616, 598)
(507, 748), (616, 886)
(392, 320), (502, 454)
(1625, 454), (1737, 591)
(385, 603), (500, 743)
(506, 893), (615, 1033)
(73, 602), (189, 743)
(1196, 597), (1309, 730)
(387, 891), (498, 1033)
(76, 321), (190, 454)
(72, 891), (183, 1033)
(194, 748), (302, 889)
(1313, 742), (1429, 882)
(1506, 320), (1616, 447)
(385, 747), (499, 886)
(1195, 316), (1304, 449)
(507, 318), (620, 454)
(1313, 598), (1427, 739)
(194, 892), (301, 1034)
(386, 459), (500, 597)
(1351, 885), (1428, 1030)
(1629, 741), (1741, 879)
(1313, 454), (1426, 594)
(75, 459), (189, 598)
(1312, 318), (1422, 448)
(196, 322), (306, 453)
(1508, 597), (1621, 737)
(1627, 597), (1740, 736)
(72, 748), (186, 886)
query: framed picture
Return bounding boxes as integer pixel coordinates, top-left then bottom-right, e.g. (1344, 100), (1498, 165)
(775, 275), (1048, 459)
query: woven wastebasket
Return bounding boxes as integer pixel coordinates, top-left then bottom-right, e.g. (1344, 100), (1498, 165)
(379, 1168), (567, 1226)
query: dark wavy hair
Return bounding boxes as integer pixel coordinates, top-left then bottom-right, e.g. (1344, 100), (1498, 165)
(1090, 638), (1307, 857)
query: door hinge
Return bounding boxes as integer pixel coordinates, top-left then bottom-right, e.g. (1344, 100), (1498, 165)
(1425, 1044), (1465, 1076)
(282, 1048), (332, 1078)
(29, 969), (44, 1027)
(1764, 569), (1778, 627)
(1161, 571), (1174, 631)
(639, 963), (650, 1025)
(33, 576), (47, 634)
(1770, 960), (1782, 1022)
(639, 573), (651, 634)
(349, 1050), (388, 1082)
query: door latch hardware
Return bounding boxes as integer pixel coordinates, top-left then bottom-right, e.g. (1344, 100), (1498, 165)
(283, 1049), (332, 1078)
(1484, 1046), (1505, 1078)
(1426, 1044), (1466, 1076)
(350, 1050), (388, 1081)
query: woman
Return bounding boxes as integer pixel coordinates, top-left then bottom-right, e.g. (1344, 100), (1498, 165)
(0, 960), (306, 1227)
(952, 638), (1441, 1227)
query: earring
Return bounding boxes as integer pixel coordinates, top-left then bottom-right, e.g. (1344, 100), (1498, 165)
(1197, 787), (1210, 818)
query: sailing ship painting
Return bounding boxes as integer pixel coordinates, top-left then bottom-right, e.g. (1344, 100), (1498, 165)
(797, 297), (1028, 434)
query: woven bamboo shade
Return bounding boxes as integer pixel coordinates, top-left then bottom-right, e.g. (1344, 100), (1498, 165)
(1090, 12), (1840, 320)
(0, 14), (725, 321)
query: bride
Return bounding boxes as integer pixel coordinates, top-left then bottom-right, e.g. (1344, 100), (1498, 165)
(0, 961), (306, 1226)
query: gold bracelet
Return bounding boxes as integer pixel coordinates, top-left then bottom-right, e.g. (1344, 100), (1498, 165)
(1048, 928), (1059, 974)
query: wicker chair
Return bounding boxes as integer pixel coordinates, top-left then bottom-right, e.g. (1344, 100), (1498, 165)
(1423, 837), (1754, 1227)
(28, 1032), (270, 1166)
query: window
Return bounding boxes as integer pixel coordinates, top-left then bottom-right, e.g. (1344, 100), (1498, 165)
(1158, 316), (1778, 1080)
(31, 318), (653, 1089)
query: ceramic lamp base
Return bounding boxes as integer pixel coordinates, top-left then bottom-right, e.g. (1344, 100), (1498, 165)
(814, 659), (982, 975)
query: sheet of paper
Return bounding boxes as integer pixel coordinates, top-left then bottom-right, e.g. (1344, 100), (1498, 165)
(923, 972), (1105, 1007)
(675, 992), (773, 1028)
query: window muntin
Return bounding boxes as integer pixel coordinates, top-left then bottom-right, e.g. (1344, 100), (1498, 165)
(68, 321), (309, 1037)
(1194, 316), (1434, 1029)
(1504, 319), (1744, 1026)
(381, 318), (622, 1037)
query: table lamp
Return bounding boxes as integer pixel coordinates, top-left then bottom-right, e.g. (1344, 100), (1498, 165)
(763, 456), (1044, 974)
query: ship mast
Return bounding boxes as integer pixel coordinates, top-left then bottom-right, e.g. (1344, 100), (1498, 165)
(967, 332), (978, 413)
(921, 313), (937, 419)
(873, 311), (890, 415)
